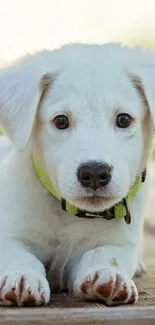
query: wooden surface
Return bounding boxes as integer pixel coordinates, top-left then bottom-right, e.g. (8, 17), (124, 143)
(1, 306), (155, 325)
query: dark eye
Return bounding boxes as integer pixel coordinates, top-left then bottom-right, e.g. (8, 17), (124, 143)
(116, 113), (133, 128)
(53, 115), (69, 130)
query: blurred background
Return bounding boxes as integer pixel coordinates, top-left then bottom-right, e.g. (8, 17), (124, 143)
(0, 0), (155, 224)
(0, 0), (155, 64)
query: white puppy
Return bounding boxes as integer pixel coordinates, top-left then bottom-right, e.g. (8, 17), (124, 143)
(0, 43), (155, 307)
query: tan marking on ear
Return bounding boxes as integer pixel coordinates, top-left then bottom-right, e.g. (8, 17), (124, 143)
(40, 73), (53, 93)
(130, 74), (153, 167)
(142, 109), (153, 154)
(34, 74), (54, 135)
(130, 74), (152, 133)
(34, 113), (43, 136)
(129, 74), (149, 109)
(38, 74), (54, 112)
(130, 74), (152, 140)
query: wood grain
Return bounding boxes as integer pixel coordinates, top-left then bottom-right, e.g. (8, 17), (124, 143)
(0, 306), (155, 325)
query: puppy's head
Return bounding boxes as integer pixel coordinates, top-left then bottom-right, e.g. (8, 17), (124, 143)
(0, 44), (155, 212)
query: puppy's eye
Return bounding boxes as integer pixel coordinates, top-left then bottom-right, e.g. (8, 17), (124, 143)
(53, 115), (69, 130)
(116, 113), (132, 128)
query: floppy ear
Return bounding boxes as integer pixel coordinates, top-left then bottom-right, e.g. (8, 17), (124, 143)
(129, 64), (155, 131)
(0, 54), (52, 150)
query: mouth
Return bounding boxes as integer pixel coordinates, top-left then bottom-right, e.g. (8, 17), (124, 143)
(77, 195), (115, 205)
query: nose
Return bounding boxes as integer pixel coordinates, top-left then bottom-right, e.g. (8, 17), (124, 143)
(77, 161), (112, 190)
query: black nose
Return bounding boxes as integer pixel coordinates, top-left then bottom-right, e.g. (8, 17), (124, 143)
(77, 161), (112, 190)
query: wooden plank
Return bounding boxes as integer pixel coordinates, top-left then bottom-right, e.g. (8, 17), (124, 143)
(0, 306), (155, 325)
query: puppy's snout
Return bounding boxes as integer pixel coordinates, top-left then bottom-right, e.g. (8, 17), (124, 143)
(77, 162), (112, 190)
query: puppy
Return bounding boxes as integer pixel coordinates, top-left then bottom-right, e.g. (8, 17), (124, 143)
(0, 43), (154, 307)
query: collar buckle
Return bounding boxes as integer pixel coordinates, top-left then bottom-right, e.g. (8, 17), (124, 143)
(76, 209), (115, 220)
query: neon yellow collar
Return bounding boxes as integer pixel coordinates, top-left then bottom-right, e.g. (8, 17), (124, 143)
(33, 154), (146, 224)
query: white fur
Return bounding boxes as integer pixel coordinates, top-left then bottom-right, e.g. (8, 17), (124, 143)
(0, 43), (154, 306)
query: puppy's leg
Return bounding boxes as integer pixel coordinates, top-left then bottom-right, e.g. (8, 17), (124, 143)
(0, 239), (50, 306)
(68, 245), (138, 306)
(134, 247), (146, 278)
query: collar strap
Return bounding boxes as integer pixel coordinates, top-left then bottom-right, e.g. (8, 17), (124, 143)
(33, 154), (146, 225)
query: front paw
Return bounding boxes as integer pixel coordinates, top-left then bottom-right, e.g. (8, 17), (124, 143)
(73, 267), (138, 306)
(0, 268), (50, 306)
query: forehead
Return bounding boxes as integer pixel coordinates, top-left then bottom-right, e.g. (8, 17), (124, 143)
(42, 45), (142, 118)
